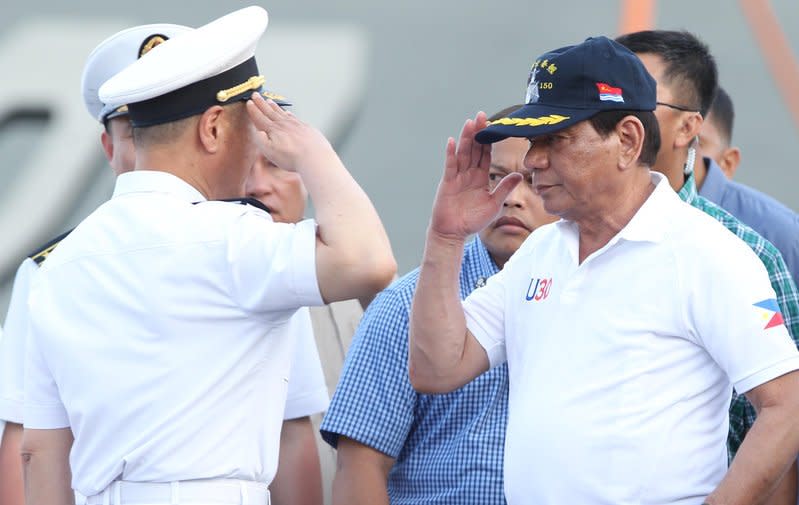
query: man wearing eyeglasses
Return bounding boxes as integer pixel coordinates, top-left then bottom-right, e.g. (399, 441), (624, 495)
(617, 29), (799, 505)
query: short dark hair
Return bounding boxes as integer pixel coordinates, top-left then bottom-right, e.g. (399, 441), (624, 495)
(589, 110), (661, 167)
(104, 116), (131, 136)
(132, 102), (248, 148)
(615, 30), (717, 117)
(707, 86), (734, 145)
(132, 115), (194, 147)
(488, 104), (523, 123)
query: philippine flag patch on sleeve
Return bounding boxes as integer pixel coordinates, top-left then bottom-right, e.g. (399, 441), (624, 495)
(753, 298), (785, 330)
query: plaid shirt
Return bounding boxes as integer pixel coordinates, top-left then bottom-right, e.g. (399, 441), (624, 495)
(321, 238), (507, 504)
(679, 173), (799, 458)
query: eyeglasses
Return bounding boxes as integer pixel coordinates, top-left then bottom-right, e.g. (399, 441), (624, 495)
(656, 101), (700, 113)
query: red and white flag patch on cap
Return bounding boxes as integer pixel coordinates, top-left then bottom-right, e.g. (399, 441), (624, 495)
(596, 82), (624, 103)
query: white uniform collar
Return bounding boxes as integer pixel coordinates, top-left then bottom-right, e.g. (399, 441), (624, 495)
(112, 170), (207, 203)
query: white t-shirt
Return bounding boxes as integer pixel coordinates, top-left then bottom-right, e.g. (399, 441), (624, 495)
(464, 172), (799, 505)
(23, 171), (324, 496)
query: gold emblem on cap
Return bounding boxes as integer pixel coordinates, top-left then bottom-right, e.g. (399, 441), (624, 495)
(262, 91), (287, 101)
(488, 115), (571, 127)
(217, 76), (266, 103)
(139, 34), (168, 58)
(116, 105), (129, 114)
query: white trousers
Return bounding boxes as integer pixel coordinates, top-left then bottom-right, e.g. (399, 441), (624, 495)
(83, 479), (270, 505)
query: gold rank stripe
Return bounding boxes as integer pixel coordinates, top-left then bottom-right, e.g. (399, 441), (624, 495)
(29, 228), (73, 266)
(488, 115), (571, 127)
(31, 243), (58, 264)
(216, 75), (266, 102)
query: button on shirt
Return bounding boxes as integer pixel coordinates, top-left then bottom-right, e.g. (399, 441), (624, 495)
(698, 157), (799, 285)
(321, 238), (507, 504)
(24, 171), (323, 496)
(464, 172), (799, 505)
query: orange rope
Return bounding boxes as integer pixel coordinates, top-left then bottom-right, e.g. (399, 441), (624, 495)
(618, 0), (656, 35)
(740, 0), (799, 133)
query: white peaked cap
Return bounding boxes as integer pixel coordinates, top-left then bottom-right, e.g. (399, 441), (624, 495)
(99, 6), (269, 111)
(81, 23), (192, 123)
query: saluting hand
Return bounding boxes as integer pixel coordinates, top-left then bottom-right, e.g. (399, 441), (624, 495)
(430, 112), (522, 240)
(246, 92), (336, 173)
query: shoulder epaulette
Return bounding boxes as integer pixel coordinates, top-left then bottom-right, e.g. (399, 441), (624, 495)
(198, 197), (271, 214)
(28, 228), (74, 266)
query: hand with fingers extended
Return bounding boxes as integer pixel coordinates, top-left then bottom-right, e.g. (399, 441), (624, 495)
(430, 112), (523, 241)
(245, 92), (335, 173)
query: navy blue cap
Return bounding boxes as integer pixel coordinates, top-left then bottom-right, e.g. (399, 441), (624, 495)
(476, 36), (656, 144)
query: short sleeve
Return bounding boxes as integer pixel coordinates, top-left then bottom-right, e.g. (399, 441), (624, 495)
(319, 286), (416, 458)
(0, 259), (36, 423)
(228, 216), (323, 313)
(284, 307), (329, 420)
(23, 276), (69, 429)
(463, 257), (518, 368)
(684, 235), (799, 394)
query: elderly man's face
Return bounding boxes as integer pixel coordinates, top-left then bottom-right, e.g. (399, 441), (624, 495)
(245, 155), (308, 224)
(479, 137), (557, 268)
(523, 120), (619, 222)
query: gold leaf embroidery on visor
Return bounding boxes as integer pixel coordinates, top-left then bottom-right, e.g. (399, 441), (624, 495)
(488, 115), (571, 127)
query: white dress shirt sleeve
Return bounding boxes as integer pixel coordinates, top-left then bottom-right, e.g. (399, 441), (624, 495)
(0, 259), (37, 423)
(23, 278), (70, 429)
(228, 215), (323, 313)
(283, 307), (329, 420)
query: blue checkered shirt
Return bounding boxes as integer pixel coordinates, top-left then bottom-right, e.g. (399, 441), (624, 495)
(321, 237), (507, 504)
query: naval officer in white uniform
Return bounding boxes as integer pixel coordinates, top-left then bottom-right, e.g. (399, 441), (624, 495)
(20, 6), (396, 505)
(1, 21), (334, 505)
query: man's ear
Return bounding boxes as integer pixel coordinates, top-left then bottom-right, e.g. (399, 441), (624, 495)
(718, 146), (741, 179)
(100, 130), (114, 163)
(197, 106), (225, 154)
(673, 112), (703, 149)
(615, 115), (645, 170)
